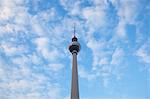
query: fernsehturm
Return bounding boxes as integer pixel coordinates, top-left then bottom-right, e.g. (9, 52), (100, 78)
(69, 29), (80, 99)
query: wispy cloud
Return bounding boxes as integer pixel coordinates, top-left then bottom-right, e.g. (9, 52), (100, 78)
(136, 39), (150, 64)
(115, 0), (139, 38)
(0, 0), (66, 98)
(79, 66), (97, 81)
(111, 47), (125, 65)
(0, 0), (149, 98)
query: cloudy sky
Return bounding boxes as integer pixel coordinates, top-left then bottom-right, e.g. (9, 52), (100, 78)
(0, 0), (150, 99)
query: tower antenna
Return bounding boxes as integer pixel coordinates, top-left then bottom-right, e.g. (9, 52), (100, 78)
(73, 23), (76, 37)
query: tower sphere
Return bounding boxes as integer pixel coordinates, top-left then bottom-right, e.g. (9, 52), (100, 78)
(69, 36), (80, 54)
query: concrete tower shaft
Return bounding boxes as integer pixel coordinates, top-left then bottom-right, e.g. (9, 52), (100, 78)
(69, 35), (80, 99)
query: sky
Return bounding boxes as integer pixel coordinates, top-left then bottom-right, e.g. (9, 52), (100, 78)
(0, 0), (150, 99)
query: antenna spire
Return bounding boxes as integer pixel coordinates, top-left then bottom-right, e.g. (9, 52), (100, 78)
(73, 23), (76, 37)
(72, 23), (78, 42)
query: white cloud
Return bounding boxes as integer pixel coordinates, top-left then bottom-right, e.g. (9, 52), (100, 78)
(109, 0), (119, 7)
(29, 53), (42, 65)
(136, 39), (150, 64)
(0, 0), (71, 98)
(14, 9), (31, 26)
(0, 60), (62, 98)
(31, 16), (48, 36)
(115, 0), (139, 38)
(99, 57), (109, 65)
(1, 43), (27, 56)
(48, 63), (64, 72)
(12, 55), (29, 65)
(118, 0), (138, 24)
(103, 77), (109, 88)
(0, 0), (30, 37)
(60, 0), (107, 31)
(116, 20), (126, 38)
(0, 61), (6, 77)
(30, 8), (60, 36)
(79, 66), (97, 81)
(0, 23), (14, 33)
(82, 6), (106, 29)
(87, 38), (111, 70)
(0, 7), (12, 20)
(11, 53), (42, 66)
(34, 37), (49, 48)
(92, 0), (108, 7)
(38, 8), (57, 22)
(111, 47), (125, 65)
(7, 80), (30, 89)
(48, 86), (61, 99)
(0, 0), (28, 22)
(60, 0), (81, 16)
(34, 37), (60, 61)
(85, 34), (126, 87)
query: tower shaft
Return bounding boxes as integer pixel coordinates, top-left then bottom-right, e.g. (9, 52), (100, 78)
(71, 52), (79, 99)
(69, 30), (80, 99)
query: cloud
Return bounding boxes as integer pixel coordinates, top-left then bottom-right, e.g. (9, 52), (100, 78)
(86, 38), (111, 69)
(85, 37), (126, 87)
(99, 57), (109, 65)
(1, 42), (27, 56)
(117, 0), (138, 24)
(136, 39), (150, 64)
(0, 58), (62, 99)
(92, 0), (108, 6)
(34, 37), (49, 48)
(60, 0), (81, 16)
(79, 66), (97, 81)
(31, 15), (49, 36)
(33, 37), (60, 62)
(116, 20), (126, 38)
(0, 6), (12, 20)
(0, 1), (67, 98)
(48, 63), (64, 72)
(48, 86), (61, 99)
(111, 47), (125, 65)
(112, 0), (139, 38)
(82, 6), (106, 29)
(0, 0), (31, 39)
(30, 7), (60, 36)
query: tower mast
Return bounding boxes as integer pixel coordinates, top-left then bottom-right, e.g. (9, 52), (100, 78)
(69, 24), (80, 99)
(73, 23), (76, 37)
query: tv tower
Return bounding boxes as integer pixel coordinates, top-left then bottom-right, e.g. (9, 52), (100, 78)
(69, 24), (80, 99)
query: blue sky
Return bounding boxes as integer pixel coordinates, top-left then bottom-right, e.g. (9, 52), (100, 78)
(0, 0), (150, 99)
